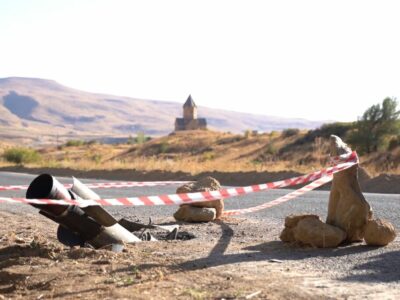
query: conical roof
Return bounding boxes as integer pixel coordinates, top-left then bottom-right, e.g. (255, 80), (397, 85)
(183, 95), (196, 107)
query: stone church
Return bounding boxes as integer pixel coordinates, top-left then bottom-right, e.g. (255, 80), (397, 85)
(175, 95), (207, 131)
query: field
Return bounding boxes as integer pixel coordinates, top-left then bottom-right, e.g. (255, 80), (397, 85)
(1, 130), (399, 174)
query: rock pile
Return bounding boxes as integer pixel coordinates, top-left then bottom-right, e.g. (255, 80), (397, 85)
(326, 135), (372, 242)
(280, 135), (396, 248)
(173, 176), (224, 222)
(280, 214), (346, 248)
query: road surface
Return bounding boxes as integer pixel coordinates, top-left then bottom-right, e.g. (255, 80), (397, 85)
(0, 171), (399, 226)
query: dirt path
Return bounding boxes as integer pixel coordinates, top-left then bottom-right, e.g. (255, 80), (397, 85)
(1, 211), (399, 299)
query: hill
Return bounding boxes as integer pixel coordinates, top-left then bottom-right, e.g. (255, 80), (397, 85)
(0, 77), (325, 144)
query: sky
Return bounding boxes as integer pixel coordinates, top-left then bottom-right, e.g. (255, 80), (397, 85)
(1, 0), (400, 121)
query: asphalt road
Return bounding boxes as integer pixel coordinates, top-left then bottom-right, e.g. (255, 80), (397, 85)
(0, 171), (399, 227)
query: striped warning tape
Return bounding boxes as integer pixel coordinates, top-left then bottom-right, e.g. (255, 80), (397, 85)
(224, 151), (359, 215)
(0, 152), (358, 209)
(223, 174), (334, 215)
(329, 150), (357, 165)
(0, 181), (191, 191)
(224, 151), (358, 215)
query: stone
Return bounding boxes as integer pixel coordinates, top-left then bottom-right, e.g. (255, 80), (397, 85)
(173, 205), (216, 222)
(279, 227), (295, 242)
(364, 218), (396, 246)
(175, 176), (224, 220)
(293, 217), (347, 248)
(280, 214), (347, 247)
(326, 135), (372, 242)
(284, 214), (320, 228)
(280, 214), (320, 242)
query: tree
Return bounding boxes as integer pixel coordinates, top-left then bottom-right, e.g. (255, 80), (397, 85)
(349, 97), (400, 153)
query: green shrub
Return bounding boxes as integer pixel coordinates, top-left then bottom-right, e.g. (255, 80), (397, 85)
(91, 154), (102, 164)
(65, 140), (85, 147)
(86, 140), (98, 145)
(2, 147), (41, 164)
(158, 142), (169, 154)
(244, 129), (252, 139)
(217, 135), (244, 145)
(348, 98), (400, 153)
(201, 151), (215, 161)
(136, 132), (146, 145)
(319, 122), (354, 138)
(282, 128), (300, 138)
(269, 131), (279, 137)
(265, 142), (278, 155)
(388, 136), (400, 151)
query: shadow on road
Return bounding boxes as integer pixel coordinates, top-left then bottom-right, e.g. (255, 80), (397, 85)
(177, 226), (399, 282)
(341, 250), (400, 283)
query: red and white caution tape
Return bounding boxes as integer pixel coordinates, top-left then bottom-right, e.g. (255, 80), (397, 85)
(329, 150), (358, 165)
(223, 151), (359, 215)
(223, 174), (334, 215)
(0, 181), (191, 191)
(0, 152), (358, 209)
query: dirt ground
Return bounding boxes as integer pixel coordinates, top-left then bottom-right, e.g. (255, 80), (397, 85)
(1, 211), (399, 300)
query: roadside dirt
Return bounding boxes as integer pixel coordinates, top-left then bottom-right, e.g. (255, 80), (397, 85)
(1, 211), (399, 300)
(0, 212), (314, 300)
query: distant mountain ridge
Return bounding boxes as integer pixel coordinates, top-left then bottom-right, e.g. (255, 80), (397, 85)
(0, 77), (326, 143)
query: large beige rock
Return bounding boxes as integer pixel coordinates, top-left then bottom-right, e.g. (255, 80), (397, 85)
(279, 227), (296, 242)
(326, 135), (372, 242)
(284, 214), (320, 228)
(280, 214), (346, 247)
(364, 218), (397, 246)
(280, 214), (320, 242)
(293, 217), (347, 248)
(173, 205), (216, 222)
(175, 176), (224, 220)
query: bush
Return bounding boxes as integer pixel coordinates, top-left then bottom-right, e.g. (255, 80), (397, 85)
(244, 129), (252, 139)
(2, 147), (41, 164)
(86, 140), (98, 145)
(348, 98), (400, 153)
(282, 128), (300, 138)
(282, 122), (354, 150)
(217, 135), (244, 145)
(158, 142), (169, 154)
(136, 132), (146, 144)
(91, 154), (102, 164)
(65, 140), (85, 147)
(265, 142), (278, 155)
(388, 136), (400, 151)
(201, 151), (215, 161)
(318, 122), (353, 138)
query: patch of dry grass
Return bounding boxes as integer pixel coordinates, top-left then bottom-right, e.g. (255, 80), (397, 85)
(1, 130), (399, 176)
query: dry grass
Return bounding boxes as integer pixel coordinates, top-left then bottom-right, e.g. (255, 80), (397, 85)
(1, 130), (399, 176)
